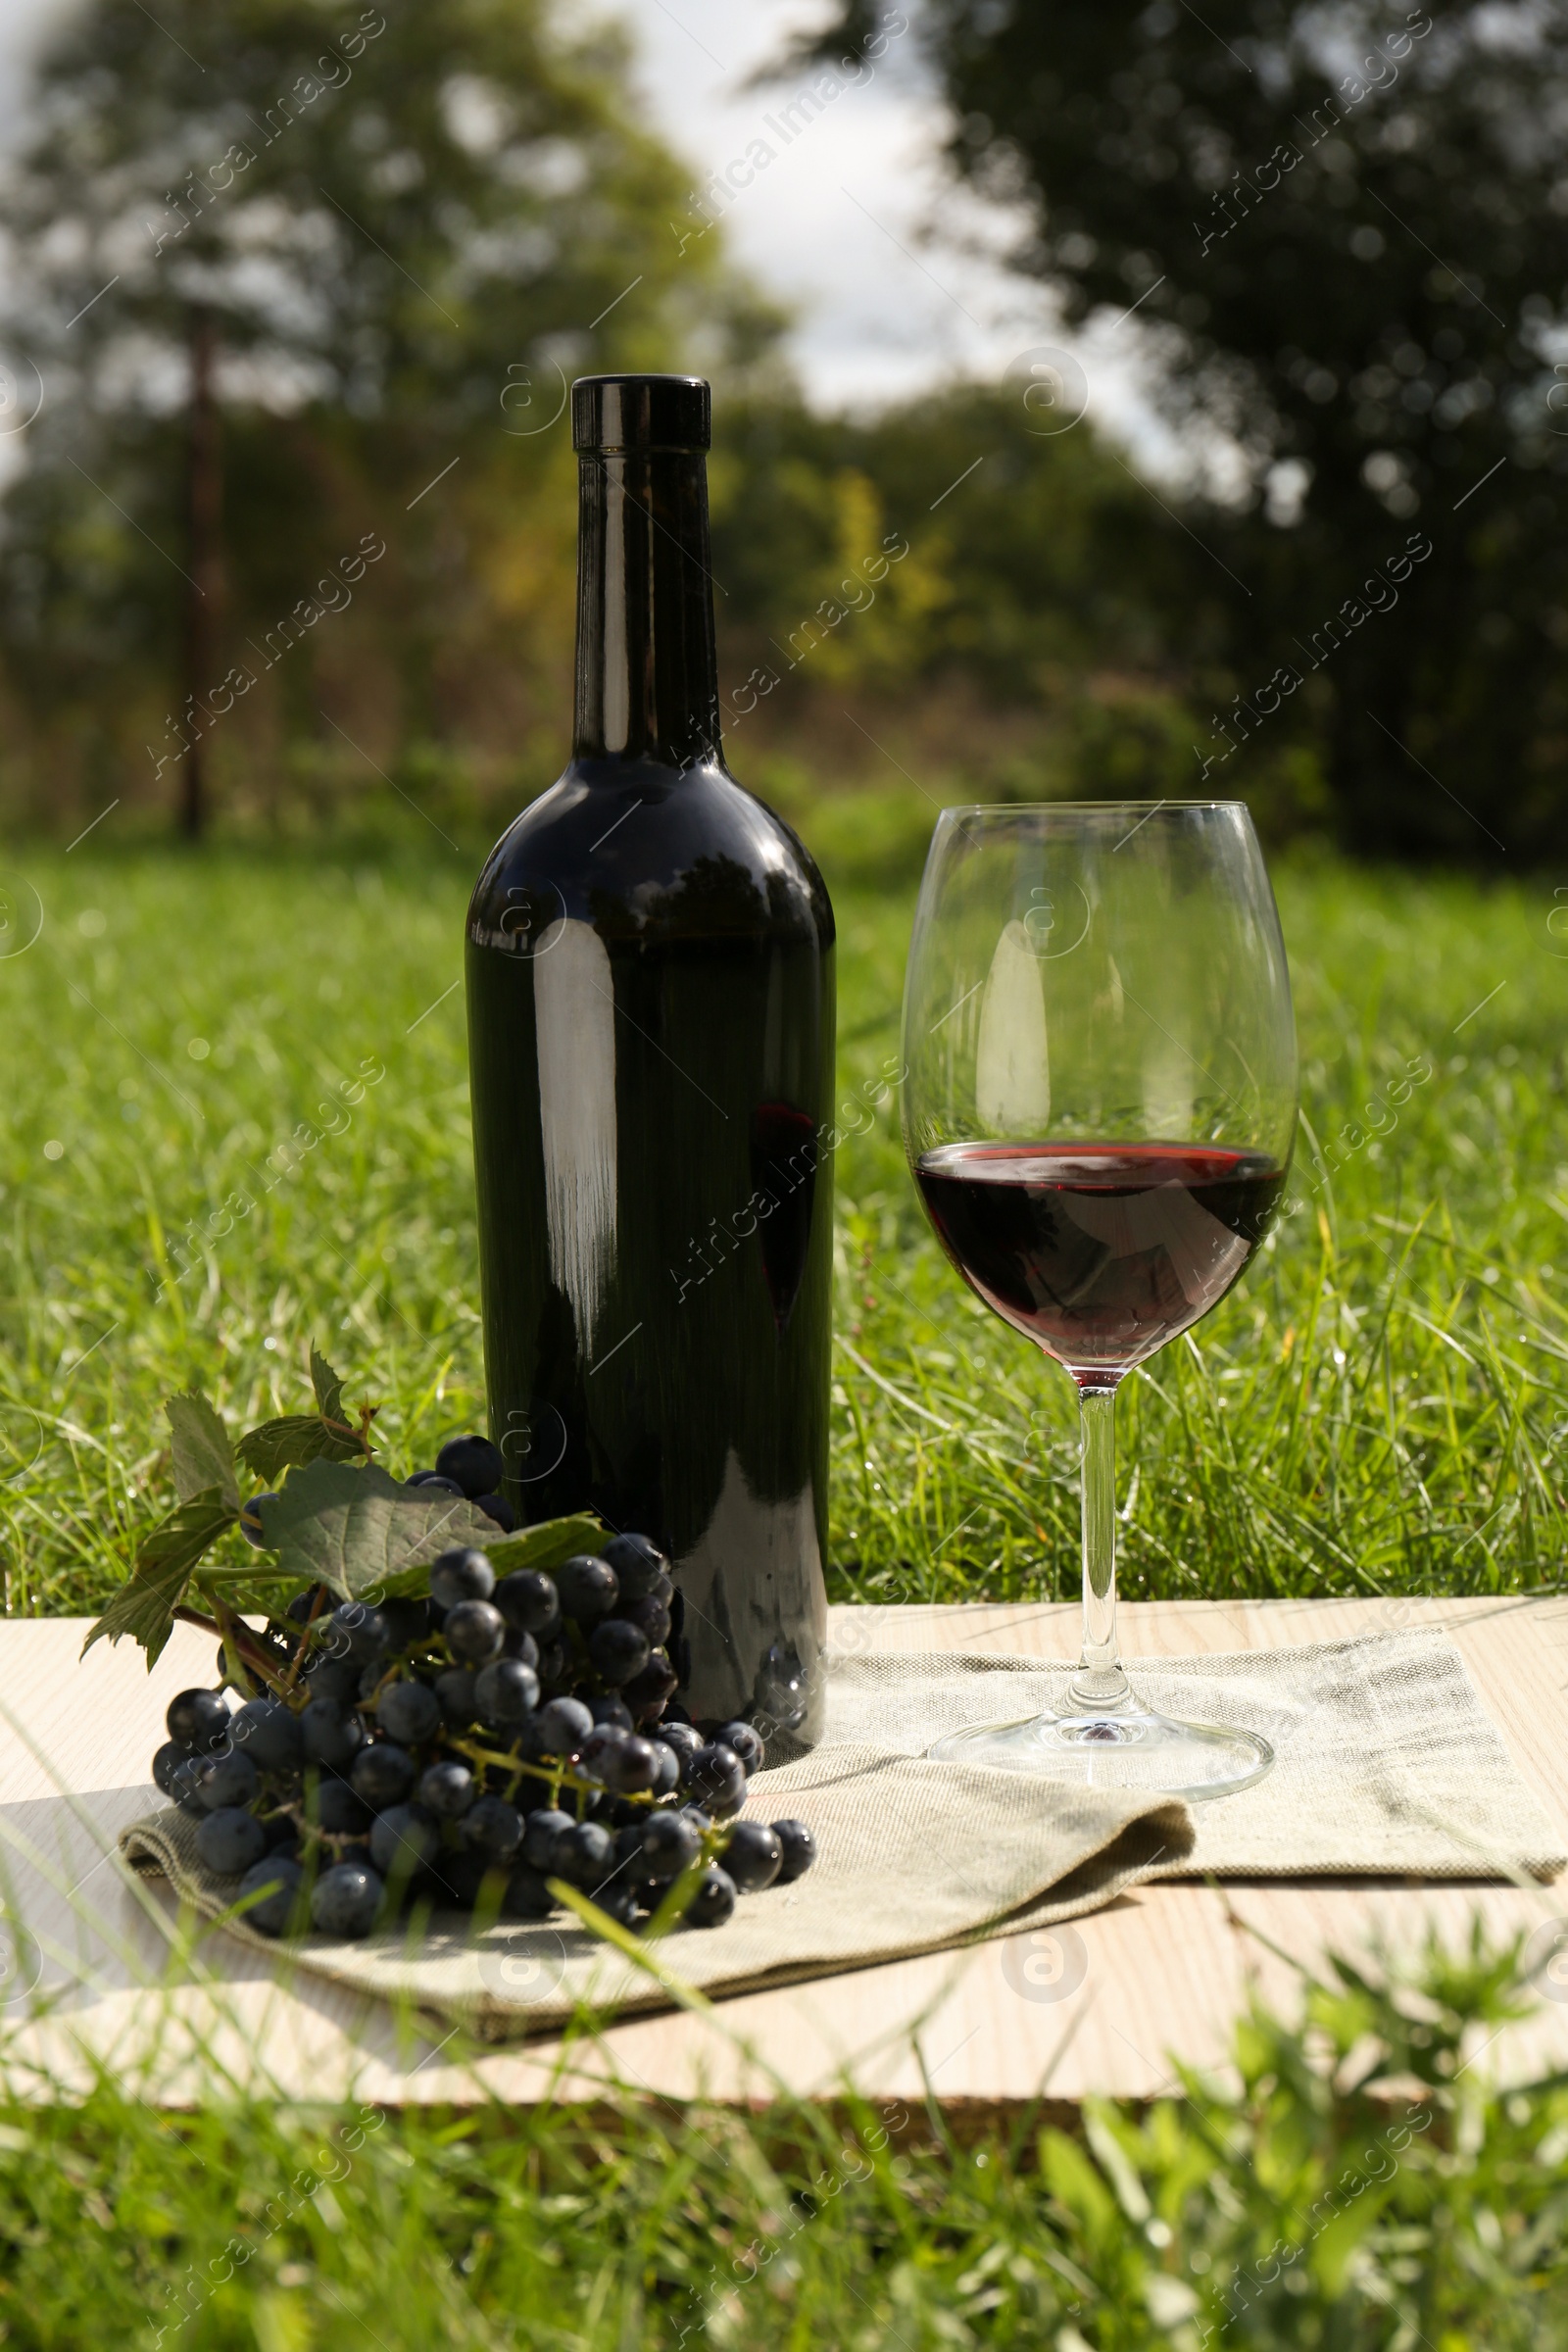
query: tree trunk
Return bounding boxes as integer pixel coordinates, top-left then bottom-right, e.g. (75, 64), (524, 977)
(180, 306), (222, 841)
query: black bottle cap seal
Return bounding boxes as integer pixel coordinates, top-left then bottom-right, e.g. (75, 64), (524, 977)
(571, 373), (710, 453)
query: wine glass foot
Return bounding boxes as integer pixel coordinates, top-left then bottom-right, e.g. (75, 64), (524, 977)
(927, 1705), (1272, 1799)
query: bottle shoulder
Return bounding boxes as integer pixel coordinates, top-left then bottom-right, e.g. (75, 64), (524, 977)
(467, 758), (835, 954)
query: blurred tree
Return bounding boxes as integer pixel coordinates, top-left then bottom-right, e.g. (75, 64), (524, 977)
(710, 386), (1206, 698)
(799, 1), (1568, 857)
(0, 0), (769, 834)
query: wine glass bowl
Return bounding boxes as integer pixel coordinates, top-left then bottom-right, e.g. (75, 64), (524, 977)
(902, 803), (1298, 1796)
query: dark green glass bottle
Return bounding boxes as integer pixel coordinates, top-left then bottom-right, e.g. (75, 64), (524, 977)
(465, 375), (834, 1746)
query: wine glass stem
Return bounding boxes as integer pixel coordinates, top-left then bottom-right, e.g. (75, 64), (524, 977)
(1068, 1384), (1132, 1713)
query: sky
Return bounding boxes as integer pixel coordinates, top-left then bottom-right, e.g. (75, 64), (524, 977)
(623, 0), (1186, 472)
(623, 0), (1054, 410)
(0, 0), (1185, 473)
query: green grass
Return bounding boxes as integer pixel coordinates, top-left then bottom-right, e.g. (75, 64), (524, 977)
(2, 815), (1568, 2344)
(0, 1919), (1563, 2346)
(1, 834), (1566, 1615)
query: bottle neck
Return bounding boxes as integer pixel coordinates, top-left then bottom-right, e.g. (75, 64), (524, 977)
(572, 447), (721, 768)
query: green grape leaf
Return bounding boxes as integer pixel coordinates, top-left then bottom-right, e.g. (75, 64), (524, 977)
(81, 1487), (240, 1666)
(236, 1413), (367, 1483)
(236, 1346), (368, 1485)
(255, 1460), (504, 1599)
(165, 1391), (239, 1510)
(309, 1345), (346, 1423)
(480, 1515), (606, 1578)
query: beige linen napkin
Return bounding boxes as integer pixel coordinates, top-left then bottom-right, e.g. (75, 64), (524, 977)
(820, 1629), (1567, 1881)
(119, 1628), (1560, 2039)
(120, 1740), (1193, 2041)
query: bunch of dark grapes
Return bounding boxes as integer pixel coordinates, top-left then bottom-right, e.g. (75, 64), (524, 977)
(154, 1437), (815, 1943)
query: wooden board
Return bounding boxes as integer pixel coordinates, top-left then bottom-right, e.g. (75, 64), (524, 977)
(1, 1598), (1564, 2105)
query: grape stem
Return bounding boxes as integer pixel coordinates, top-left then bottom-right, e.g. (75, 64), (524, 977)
(447, 1734), (661, 1812)
(277, 1585), (329, 1696)
(172, 1601), (293, 1699)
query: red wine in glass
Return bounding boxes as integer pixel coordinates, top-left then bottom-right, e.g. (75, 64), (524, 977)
(915, 1143), (1286, 1380)
(901, 799), (1298, 1793)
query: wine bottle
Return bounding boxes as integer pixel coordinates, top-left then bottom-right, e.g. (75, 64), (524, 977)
(465, 374), (835, 1748)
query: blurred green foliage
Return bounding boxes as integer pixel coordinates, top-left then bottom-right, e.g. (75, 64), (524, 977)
(0, 0), (1414, 851)
(805, 0), (1568, 858)
(3, 0), (1567, 856)
(0, 1918), (1563, 2345)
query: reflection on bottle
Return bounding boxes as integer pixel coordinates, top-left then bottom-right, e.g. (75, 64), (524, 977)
(750, 1101), (816, 1329)
(754, 1639), (809, 1734)
(673, 1449), (826, 1744)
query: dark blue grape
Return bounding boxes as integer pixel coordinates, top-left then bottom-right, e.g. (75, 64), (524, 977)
(535, 1638), (573, 1688)
(368, 1803), (440, 1878)
(429, 1547), (496, 1609)
(310, 1776), (372, 1838)
(534, 1696), (593, 1757)
(311, 1863), (383, 1939)
(647, 1740), (681, 1798)
(435, 1434), (505, 1499)
(169, 1754), (207, 1814)
(196, 1750), (260, 1812)
(771, 1819), (816, 1882)
(599, 1533), (669, 1600)
(166, 1688), (231, 1752)
(555, 1820), (614, 1888)
(495, 1570), (561, 1636)
(237, 1854), (304, 1936)
(641, 1810), (702, 1882)
(443, 1597), (505, 1664)
(521, 1807), (574, 1872)
(376, 1679), (441, 1745)
(721, 1821), (782, 1892)
(286, 1584), (329, 1624)
(417, 1760), (474, 1819)
(351, 1741), (416, 1809)
(153, 1739), (191, 1794)
(501, 1626), (539, 1667)
(464, 1794), (524, 1860)
(378, 1596), (433, 1652)
(435, 1667), (479, 1728)
(474, 1492), (514, 1531)
(660, 1721), (704, 1767)
(589, 1694), (635, 1732)
(304, 1654), (360, 1706)
(578, 1724), (628, 1782)
(196, 1806), (268, 1877)
(230, 1697), (304, 1772)
(502, 1866), (557, 1920)
(329, 1600), (390, 1663)
(590, 1885), (640, 1928)
(686, 1742), (747, 1818)
(589, 1617), (651, 1687)
(687, 1866), (737, 1929)
(714, 1720), (765, 1775)
(300, 1698), (363, 1770)
(473, 1657), (540, 1726)
(554, 1554), (618, 1624)
(430, 1848), (496, 1907)
(240, 1493), (279, 1548)
(621, 1593), (672, 1645)
(620, 1650), (679, 1718)
(601, 1736), (659, 1795)
(405, 1471), (466, 1496)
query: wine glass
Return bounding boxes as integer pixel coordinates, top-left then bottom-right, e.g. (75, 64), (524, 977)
(901, 802), (1298, 1796)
